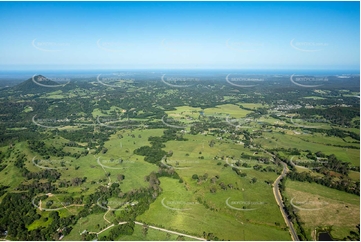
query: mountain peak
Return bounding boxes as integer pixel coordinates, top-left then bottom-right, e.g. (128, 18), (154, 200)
(33, 75), (49, 82)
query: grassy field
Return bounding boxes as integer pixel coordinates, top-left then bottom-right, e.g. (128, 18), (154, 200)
(138, 174), (290, 241)
(238, 103), (267, 109)
(0, 96), (358, 242)
(99, 128), (164, 192)
(348, 171), (360, 181)
(302, 96), (327, 100)
(284, 180), (360, 240)
(164, 104), (253, 122)
(63, 213), (111, 240)
(0, 143), (28, 193)
(24, 129), (164, 196)
(253, 131), (360, 166)
(27, 211), (54, 231)
(204, 104), (252, 118)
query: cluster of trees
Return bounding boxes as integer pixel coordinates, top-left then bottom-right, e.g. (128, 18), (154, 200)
(134, 145), (166, 164)
(202, 231), (220, 240)
(11, 153), (62, 193)
(296, 106), (359, 127)
(134, 129), (187, 164)
(342, 224), (360, 241)
(288, 171), (359, 195)
(278, 178), (309, 241)
(0, 185), (9, 197)
(0, 164), (6, 172)
(16, 181), (57, 194)
(28, 140), (76, 159)
(99, 222), (135, 241)
(232, 166), (247, 177)
(24, 169), (61, 182)
(191, 173), (208, 182)
(0, 192), (78, 240)
(0, 73), (360, 241)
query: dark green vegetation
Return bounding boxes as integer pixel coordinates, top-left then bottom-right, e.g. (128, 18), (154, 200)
(0, 73), (359, 240)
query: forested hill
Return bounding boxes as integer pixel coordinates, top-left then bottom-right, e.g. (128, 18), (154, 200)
(11, 75), (64, 93)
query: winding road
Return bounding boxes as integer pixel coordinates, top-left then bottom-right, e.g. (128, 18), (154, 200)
(259, 148), (299, 241)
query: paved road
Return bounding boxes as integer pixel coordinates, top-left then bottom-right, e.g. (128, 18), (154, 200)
(259, 148), (299, 241)
(273, 161), (299, 241)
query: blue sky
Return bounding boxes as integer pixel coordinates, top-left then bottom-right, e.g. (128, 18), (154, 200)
(0, 1), (359, 71)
